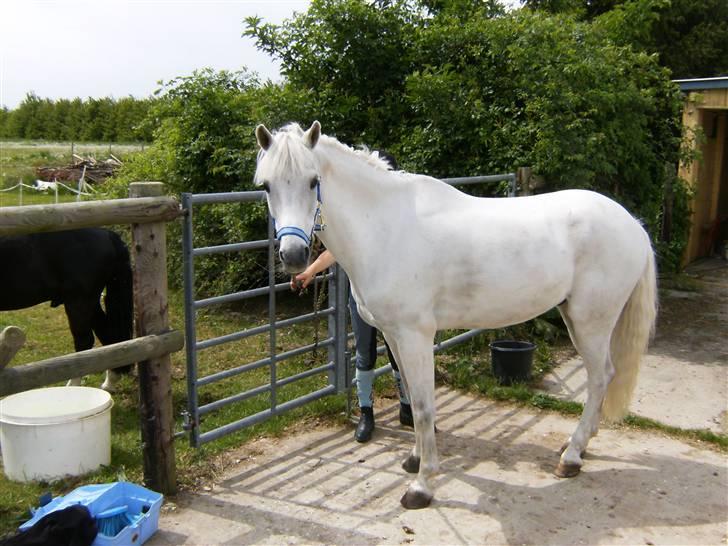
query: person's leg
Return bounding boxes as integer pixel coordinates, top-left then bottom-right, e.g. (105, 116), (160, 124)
(349, 294), (378, 442)
(386, 341), (413, 427)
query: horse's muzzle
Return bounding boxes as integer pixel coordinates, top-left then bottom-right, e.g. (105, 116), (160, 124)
(279, 244), (310, 274)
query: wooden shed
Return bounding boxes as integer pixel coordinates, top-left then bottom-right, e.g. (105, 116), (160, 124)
(676, 77), (728, 264)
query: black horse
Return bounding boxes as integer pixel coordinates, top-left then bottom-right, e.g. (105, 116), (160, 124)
(0, 228), (133, 390)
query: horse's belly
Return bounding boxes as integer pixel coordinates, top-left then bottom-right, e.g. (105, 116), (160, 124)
(432, 258), (572, 330)
(0, 283), (54, 311)
(435, 286), (564, 329)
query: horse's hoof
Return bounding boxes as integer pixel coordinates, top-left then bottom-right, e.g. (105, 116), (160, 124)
(400, 489), (433, 510)
(402, 455), (420, 474)
(554, 462), (581, 478)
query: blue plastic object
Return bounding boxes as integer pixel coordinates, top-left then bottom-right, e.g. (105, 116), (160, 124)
(20, 482), (162, 546)
(96, 505), (135, 537)
(38, 492), (53, 508)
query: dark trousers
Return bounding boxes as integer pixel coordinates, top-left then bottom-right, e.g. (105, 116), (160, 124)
(348, 293), (399, 372)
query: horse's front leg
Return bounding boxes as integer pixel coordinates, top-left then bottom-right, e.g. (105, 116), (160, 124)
(389, 329), (438, 509)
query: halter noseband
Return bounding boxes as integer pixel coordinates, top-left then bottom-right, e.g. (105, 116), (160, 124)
(273, 179), (325, 246)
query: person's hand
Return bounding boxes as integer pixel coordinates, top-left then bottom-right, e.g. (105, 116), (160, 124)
(290, 269), (315, 291)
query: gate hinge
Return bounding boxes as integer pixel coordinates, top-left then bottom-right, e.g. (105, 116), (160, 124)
(181, 410), (196, 431)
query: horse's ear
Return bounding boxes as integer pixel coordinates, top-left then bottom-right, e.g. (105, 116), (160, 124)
(304, 120), (321, 149)
(256, 124), (274, 151)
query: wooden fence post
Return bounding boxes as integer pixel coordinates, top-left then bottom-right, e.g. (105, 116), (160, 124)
(0, 326), (26, 370)
(130, 181), (177, 495)
(661, 162), (675, 245)
(517, 167), (533, 196)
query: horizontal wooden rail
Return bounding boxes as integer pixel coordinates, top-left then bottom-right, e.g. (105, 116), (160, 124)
(0, 194), (181, 236)
(0, 330), (184, 396)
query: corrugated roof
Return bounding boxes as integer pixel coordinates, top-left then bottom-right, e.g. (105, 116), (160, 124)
(673, 77), (728, 91)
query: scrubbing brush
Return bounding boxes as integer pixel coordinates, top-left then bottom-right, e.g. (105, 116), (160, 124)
(95, 505), (134, 537)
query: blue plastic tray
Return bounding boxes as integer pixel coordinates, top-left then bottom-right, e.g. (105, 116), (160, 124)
(20, 482), (163, 546)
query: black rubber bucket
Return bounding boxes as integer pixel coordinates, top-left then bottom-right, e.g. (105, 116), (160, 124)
(489, 340), (535, 385)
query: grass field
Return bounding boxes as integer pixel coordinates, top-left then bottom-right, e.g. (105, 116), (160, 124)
(0, 140), (144, 207)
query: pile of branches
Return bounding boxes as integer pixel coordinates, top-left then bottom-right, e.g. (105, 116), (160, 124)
(36, 155), (122, 184)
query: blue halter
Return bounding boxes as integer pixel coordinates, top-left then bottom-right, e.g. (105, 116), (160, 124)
(273, 180), (325, 246)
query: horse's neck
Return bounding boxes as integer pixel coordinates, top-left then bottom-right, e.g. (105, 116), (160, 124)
(315, 143), (395, 279)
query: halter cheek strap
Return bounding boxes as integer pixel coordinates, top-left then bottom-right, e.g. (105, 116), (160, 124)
(313, 181), (326, 232)
(273, 180), (325, 245)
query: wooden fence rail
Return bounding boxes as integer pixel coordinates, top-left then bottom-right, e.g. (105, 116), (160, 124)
(0, 195), (179, 236)
(0, 182), (182, 494)
(0, 330), (184, 397)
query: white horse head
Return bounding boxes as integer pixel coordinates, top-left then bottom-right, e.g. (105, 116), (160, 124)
(254, 121), (322, 274)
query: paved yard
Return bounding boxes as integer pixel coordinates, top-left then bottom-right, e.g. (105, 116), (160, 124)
(150, 260), (728, 545)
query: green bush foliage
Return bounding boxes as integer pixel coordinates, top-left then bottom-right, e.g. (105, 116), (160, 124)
(525, 0), (728, 79)
(109, 0), (692, 295)
(401, 7), (685, 226)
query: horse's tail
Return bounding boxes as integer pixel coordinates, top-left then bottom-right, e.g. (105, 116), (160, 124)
(602, 244), (658, 422)
(103, 230), (134, 356)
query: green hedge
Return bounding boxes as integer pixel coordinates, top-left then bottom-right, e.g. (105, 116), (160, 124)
(108, 1), (692, 295)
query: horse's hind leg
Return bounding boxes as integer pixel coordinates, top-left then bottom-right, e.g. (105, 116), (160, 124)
(65, 298), (121, 391)
(63, 302), (94, 387)
(556, 304), (615, 478)
(90, 300), (125, 391)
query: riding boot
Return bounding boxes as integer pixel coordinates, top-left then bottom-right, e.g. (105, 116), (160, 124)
(355, 406), (375, 443)
(392, 368), (413, 427)
(354, 368), (375, 442)
(399, 402), (414, 428)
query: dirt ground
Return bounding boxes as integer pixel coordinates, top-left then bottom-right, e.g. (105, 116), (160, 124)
(149, 260), (728, 545)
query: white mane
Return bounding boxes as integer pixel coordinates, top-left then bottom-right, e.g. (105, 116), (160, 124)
(319, 136), (396, 173)
(255, 123), (396, 187)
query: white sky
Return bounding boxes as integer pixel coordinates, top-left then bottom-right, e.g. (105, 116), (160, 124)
(0, 0), (311, 109)
(1, 0), (522, 110)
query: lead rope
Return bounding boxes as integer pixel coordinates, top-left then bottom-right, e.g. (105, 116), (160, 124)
(310, 239), (327, 364)
(312, 272), (320, 361)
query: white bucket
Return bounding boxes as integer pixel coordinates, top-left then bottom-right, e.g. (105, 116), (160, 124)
(0, 387), (113, 482)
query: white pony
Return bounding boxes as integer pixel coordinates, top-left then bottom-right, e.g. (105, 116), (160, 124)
(254, 121), (657, 509)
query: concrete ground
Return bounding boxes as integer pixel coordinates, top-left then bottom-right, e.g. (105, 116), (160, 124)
(149, 260), (728, 545)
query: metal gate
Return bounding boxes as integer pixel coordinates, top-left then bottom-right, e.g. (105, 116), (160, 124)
(181, 173), (516, 447)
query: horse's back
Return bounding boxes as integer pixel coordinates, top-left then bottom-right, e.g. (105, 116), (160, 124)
(428, 188), (647, 260)
(393, 187), (651, 330)
(0, 228), (122, 310)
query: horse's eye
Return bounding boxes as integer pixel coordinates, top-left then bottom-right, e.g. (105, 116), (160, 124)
(310, 176), (319, 190)
(262, 181), (270, 193)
